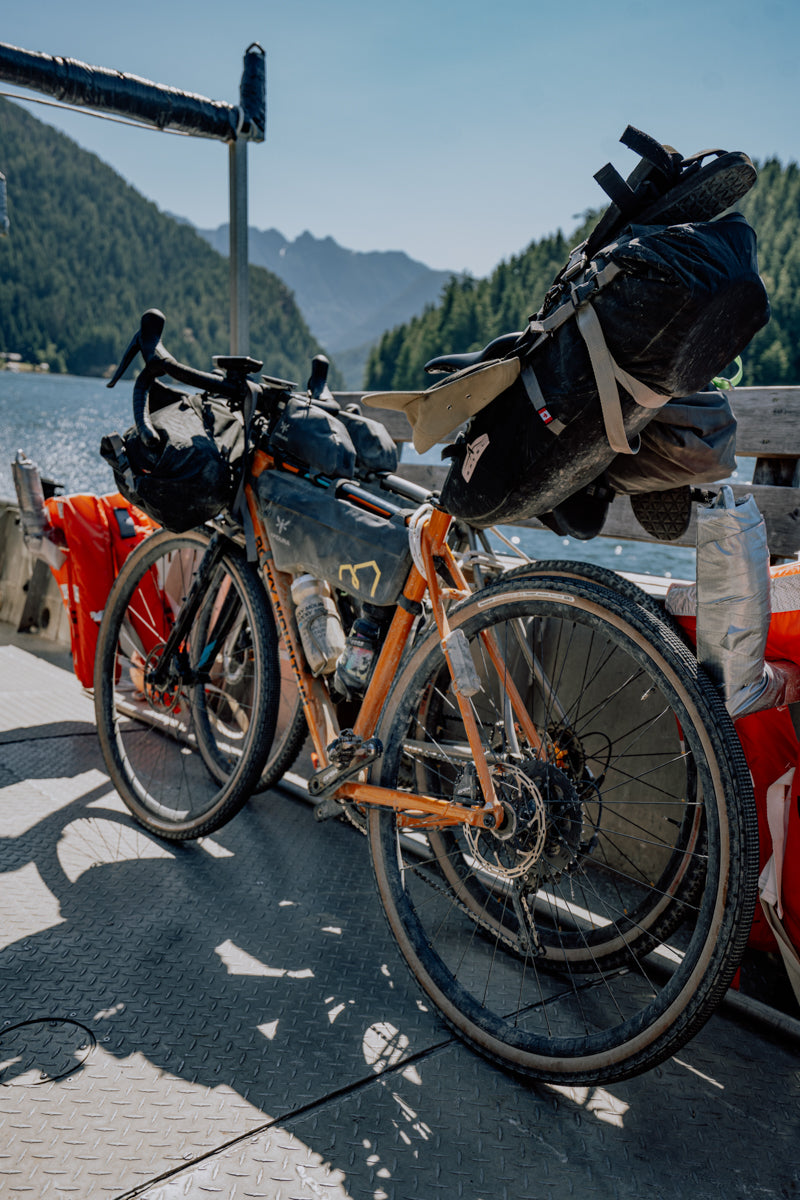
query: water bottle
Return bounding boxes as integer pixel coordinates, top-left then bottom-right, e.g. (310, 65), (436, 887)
(291, 574), (345, 676)
(334, 610), (384, 697)
(11, 449), (49, 542)
(11, 450), (65, 570)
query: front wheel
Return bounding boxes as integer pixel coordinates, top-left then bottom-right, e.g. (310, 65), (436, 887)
(368, 574), (758, 1084)
(94, 528), (279, 839)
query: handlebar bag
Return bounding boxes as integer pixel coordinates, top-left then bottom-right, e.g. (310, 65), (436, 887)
(336, 407), (399, 475)
(438, 213), (769, 528)
(268, 396), (356, 478)
(100, 384), (245, 532)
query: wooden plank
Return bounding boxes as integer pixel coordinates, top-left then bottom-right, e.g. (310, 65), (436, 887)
(340, 394), (413, 443)
(394, 462), (447, 489)
(597, 484), (800, 556)
(728, 387), (800, 458)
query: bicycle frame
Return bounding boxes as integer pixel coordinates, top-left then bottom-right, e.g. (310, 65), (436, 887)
(245, 451), (543, 832)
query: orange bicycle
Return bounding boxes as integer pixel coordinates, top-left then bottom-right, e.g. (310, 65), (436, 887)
(94, 312), (757, 1084)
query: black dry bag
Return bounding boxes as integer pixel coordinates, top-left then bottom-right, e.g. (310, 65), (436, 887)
(439, 213), (769, 527)
(100, 383), (245, 532)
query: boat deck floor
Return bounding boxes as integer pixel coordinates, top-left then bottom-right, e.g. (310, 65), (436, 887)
(1, 626), (799, 1200)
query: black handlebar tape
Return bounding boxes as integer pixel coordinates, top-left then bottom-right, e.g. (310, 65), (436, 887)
(160, 357), (240, 401)
(132, 360), (164, 449)
(139, 309), (166, 359)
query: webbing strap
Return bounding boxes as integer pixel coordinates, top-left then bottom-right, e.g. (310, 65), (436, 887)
(574, 303), (670, 455)
(619, 125), (682, 181)
(106, 432), (136, 493)
(528, 260), (622, 343)
(612, 360), (671, 410)
(574, 304), (637, 455)
(520, 364), (567, 435)
(593, 163), (639, 216)
(526, 255), (670, 456)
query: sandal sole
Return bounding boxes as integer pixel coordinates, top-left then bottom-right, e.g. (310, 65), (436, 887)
(634, 154), (757, 227)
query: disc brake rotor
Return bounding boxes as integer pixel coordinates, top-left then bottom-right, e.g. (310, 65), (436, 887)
(464, 759), (585, 884)
(464, 762), (547, 879)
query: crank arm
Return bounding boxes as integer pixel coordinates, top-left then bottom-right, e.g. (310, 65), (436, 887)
(308, 737), (383, 801)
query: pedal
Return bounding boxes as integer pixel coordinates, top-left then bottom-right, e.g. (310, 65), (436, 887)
(308, 736), (383, 800)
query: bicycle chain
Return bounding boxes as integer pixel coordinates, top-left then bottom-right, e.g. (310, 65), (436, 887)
(407, 857), (533, 958)
(403, 740), (503, 768)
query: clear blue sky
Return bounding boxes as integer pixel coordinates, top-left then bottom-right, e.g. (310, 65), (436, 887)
(1, 0), (797, 276)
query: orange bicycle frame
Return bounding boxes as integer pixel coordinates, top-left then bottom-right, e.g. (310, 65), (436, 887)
(245, 458), (538, 831)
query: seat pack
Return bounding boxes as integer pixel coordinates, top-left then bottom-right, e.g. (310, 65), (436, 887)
(437, 211), (769, 528)
(369, 128), (768, 532)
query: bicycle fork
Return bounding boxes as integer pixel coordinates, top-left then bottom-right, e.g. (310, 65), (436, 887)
(146, 532), (231, 690)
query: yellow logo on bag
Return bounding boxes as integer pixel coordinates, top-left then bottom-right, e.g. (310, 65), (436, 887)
(339, 560), (381, 597)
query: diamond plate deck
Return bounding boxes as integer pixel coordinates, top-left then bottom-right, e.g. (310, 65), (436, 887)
(1, 639), (799, 1200)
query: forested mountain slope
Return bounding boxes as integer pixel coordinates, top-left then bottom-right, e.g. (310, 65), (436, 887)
(365, 159), (799, 390)
(197, 223), (454, 356)
(0, 98), (336, 383)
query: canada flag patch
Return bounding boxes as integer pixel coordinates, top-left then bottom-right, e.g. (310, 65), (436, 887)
(538, 407), (554, 424)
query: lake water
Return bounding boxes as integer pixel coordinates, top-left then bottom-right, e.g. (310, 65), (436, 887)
(0, 371), (132, 499)
(0, 370), (748, 583)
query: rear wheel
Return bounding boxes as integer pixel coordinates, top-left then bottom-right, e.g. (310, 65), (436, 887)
(433, 558), (706, 949)
(94, 528), (279, 839)
(368, 574), (757, 1083)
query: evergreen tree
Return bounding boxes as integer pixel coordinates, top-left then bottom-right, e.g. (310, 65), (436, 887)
(0, 98), (341, 385)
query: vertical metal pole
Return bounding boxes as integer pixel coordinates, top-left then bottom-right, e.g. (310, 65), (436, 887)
(0, 172), (8, 235)
(228, 137), (249, 355)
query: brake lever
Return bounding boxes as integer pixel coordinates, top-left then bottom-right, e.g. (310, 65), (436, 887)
(307, 354), (332, 400)
(106, 308), (170, 389)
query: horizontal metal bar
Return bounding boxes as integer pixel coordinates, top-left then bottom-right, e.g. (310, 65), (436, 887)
(0, 41), (261, 142)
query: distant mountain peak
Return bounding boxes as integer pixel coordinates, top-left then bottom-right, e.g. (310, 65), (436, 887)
(194, 222), (458, 386)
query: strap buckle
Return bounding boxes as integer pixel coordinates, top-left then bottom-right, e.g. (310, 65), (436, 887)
(569, 273), (601, 308)
(561, 243), (588, 283)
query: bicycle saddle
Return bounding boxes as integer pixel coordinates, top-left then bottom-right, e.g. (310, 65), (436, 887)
(424, 331), (524, 375)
